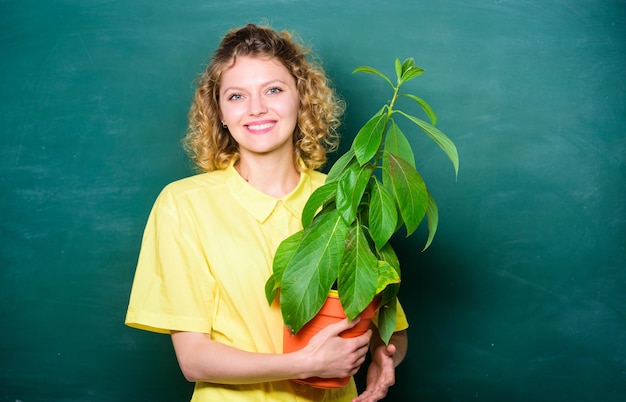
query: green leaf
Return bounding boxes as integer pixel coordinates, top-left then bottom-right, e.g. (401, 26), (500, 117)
(376, 294), (398, 344)
(353, 110), (387, 165)
(387, 153), (428, 235)
(400, 94), (438, 125)
(376, 253), (400, 344)
(422, 192), (439, 250)
(400, 66), (424, 83)
(385, 120), (416, 168)
(265, 231), (304, 305)
(337, 164), (373, 225)
(394, 58), (402, 82)
(377, 242), (400, 276)
(280, 210), (349, 333)
(338, 223), (379, 320)
(326, 149), (356, 183)
(375, 260), (401, 294)
(301, 181), (337, 227)
(369, 178), (398, 250)
(400, 58), (414, 75)
(353, 65), (394, 89)
(396, 110), (459, 177)
(264, 275), (276, 305)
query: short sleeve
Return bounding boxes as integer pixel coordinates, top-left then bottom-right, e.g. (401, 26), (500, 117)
(125, 187), (215, 334)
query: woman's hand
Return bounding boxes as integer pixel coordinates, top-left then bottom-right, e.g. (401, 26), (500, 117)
(298, 318), (372, 380)
(353, 329), (408, 402)
(352, 343), (397, 402)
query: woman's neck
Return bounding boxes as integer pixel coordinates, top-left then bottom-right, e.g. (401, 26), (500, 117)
(235, 154), (301, 198)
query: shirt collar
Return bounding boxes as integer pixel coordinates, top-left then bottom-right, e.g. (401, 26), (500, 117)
(225, 163), (313, 224)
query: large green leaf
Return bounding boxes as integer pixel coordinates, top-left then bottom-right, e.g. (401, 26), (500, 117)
(326, 148), (356, 183)
(265, 231), (303, 305)
(336, 164), (373, 225)
(353, 65), (394, 89)
(337, 223), (379, 320)
(396, 110), (459, 177)
(387, 153), (428, 235)
(301, 181), (337, 228)
(353, 110), (387, 166)
(368, 178), (398, 250)
(280, 209), (349, 333)
(422, 192), (439, 251)
(384, 120), (416, 168)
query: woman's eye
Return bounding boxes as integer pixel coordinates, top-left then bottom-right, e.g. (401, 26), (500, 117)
(267, 87), (282, 95)
(228, 93), (244, 101)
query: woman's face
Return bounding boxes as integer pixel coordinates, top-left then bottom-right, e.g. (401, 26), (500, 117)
(219, 55), (299, 161)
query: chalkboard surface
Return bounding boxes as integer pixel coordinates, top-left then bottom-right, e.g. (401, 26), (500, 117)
(1, 1), (624, 401)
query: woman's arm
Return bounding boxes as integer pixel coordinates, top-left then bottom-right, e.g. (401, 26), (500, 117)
(171, 318), (372, 384)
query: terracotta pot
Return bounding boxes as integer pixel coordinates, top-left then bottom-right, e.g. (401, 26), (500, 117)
(283, 291), (380, 388)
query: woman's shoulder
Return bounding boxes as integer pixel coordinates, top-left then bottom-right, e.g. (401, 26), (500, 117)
(156, 171), (228, 202)
(168, 170), (227, 188)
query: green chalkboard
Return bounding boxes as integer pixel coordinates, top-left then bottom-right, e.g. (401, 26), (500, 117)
(1, 1), (624, 401)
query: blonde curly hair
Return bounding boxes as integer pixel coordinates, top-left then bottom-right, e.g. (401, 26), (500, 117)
(183, 23), (344, 172)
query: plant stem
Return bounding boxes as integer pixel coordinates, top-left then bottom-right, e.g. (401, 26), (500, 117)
(373, 82), (401, 169)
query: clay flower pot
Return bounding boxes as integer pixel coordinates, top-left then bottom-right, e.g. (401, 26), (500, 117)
(283, 290), (380, 388)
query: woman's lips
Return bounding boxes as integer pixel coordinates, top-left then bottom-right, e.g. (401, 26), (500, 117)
(245, 120), (276, 133)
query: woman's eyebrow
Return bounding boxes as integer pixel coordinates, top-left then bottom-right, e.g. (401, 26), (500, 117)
(221, 79), (290, 94)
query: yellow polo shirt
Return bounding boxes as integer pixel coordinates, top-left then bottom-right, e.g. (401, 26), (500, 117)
(125, 164), (409, 401)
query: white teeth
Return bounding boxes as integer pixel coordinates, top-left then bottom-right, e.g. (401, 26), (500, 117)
(247, 122), (274, 130)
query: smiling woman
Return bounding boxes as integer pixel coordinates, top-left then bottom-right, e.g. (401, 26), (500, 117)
(125, 23), (409, 402)
(182, 24), (344, 174)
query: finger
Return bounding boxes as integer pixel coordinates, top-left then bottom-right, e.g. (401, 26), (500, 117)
(365, 381), (389, 401)
(322, 317), (361, 337)
(353, 387), (377, 402)
(373, 343), (395, 361)
(351, 390), (371, 402)
(357, 336), (372, 352)
(385, 343), (397, 356)
(354, 328), (373, 345)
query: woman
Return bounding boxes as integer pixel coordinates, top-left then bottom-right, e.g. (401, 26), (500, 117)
(126, 23), (408, 402)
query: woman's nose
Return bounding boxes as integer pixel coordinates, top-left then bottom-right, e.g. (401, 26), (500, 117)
(248, 94), (267, 115)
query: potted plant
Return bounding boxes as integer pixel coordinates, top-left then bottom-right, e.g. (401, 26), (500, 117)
(265, 58), (459, 381)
